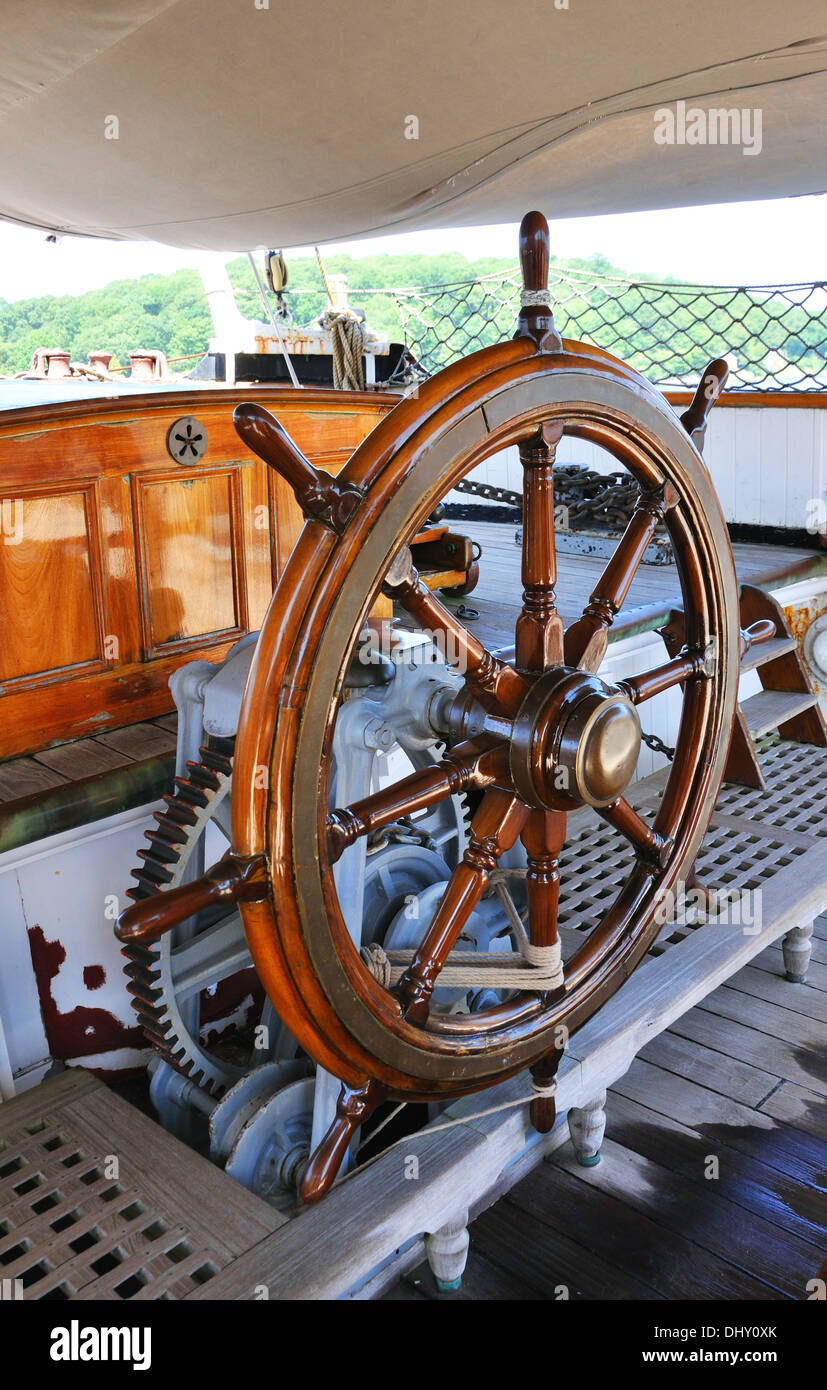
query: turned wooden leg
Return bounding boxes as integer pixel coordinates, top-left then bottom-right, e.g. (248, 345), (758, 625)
(425, 1208), (470, 1292)
(782, 922), (814, 984)
(567, 1090), (607, 1167)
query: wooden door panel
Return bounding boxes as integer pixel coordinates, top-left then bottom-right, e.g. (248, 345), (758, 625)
(0, 388), (396, 757)
(133, 468), (247, 655)
(0, 488), (102, 685)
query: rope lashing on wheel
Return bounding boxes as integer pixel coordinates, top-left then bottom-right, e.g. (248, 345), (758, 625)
(360, 869), (565, 993)
(520, 288), (551, 306)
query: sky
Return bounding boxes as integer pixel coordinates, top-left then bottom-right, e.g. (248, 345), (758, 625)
(0, 193), (824, 304)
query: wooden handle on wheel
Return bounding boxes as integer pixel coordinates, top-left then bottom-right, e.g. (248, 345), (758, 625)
(233, 402), (361, 534)
(680, 357), (729, 450)
(739, 618), (776, 658)
(115, 853), (269, 945)
(513, 211), (562, 352)
(298, 1079), (385, 1205)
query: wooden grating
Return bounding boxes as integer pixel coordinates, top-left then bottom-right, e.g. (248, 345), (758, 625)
(0, 1069), (284, 1301)
(554, 738), (825, 963)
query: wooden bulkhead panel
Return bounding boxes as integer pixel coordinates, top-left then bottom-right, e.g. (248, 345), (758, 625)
(0, 387), (395, 759)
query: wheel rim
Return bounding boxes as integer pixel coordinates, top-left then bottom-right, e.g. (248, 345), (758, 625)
(234, 344), (739, 1098)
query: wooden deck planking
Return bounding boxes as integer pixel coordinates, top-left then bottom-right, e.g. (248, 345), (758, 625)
(459, 521), (818, 631)
(0, 714), (177, 808)
(388, 913), (827, 1301)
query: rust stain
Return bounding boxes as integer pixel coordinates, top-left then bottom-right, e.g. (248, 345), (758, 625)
(27, 924), (144, 1058)
(200, 970), (263, 1051)
(83, 964), (106, 991)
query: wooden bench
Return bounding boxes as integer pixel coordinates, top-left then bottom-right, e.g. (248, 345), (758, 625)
(190, 735), (827, 1299)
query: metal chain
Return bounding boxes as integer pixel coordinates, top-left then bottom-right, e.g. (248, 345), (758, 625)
(454, 477), (522, 508)
(454, 467), (671, 553)
(641, 730), (676, 760)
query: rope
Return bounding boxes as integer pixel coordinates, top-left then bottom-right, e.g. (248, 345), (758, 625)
(349, 1074), (560, 1167)
(314, 245), (335, 305)
(362, 946), (564, 991)
(359, 872), (565, 993)
(323, 309), (366, 391)
(246, 251), (302, 389)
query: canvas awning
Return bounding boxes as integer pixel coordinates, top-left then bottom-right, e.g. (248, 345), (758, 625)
(0, 1), (825, 250)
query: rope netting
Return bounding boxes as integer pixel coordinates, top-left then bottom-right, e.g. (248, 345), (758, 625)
(273, 265), (827, 391)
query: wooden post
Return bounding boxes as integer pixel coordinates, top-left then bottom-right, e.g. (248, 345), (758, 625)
(425, 1207), (470, 1292)
(567, 1090), (607, 1167)
(782, 922), (814, 983)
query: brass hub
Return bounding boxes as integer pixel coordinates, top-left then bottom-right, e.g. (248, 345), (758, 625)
(509, 667), (641, 810)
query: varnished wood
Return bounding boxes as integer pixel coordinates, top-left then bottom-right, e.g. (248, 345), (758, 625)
(385, 554), (528, 714)
(327, 740), (505, 863)
(679, 356), (729, 450)
(231, 343), (737, 1104)
(564, 487), (677, 672)
(233, 402), (363, 534)
(187, 213), (743, 1202)
(514, 422), (564, 672)
(0, 386), (394, 757)
(617, 650), (705, 704)
(299, 1079), (386, 1206)
(115, 852), (268, 944)
(513, 211), (562, 352)
(523, 810), (567, 1131)
(596, 797), (673, 867)
(395, 789), (529, 1023)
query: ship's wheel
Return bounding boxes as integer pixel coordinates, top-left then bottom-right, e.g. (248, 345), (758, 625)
(117, 213), (740, 1204)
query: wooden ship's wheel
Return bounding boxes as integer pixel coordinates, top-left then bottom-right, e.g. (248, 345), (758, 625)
(118, 213), (740, 1204)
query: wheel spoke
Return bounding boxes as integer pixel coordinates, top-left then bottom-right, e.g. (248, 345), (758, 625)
(515, 422), (564, 672)
(521, 809), (566, 955)
(521, 809), (567, 1129)
(617, 648), (708, 704)
(394, 788), (529, 1023)
(596, 796), (673, 867)
(564, 485), (677, 672)
(326, 739), (505, 864)
(385, 547), (527, 713)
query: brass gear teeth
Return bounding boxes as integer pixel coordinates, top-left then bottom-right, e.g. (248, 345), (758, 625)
(122, 741), (238, 1095)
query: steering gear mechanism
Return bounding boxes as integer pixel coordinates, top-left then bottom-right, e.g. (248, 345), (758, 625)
(118, 211), (739, 1208)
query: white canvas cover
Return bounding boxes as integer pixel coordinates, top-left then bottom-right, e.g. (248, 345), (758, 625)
(0, 0), (825, 249)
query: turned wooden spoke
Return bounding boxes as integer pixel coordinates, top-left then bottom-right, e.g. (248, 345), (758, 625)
(596, 796), (673, 868)
(740, 619), (776, 658)
(385, 549), (527, 712)
(564, 486), (677, 673)
(522, 809), (566, 952)
(395, 789), (529, 1024)
(617, 648), (708, 704)
(521, 810), (567, 1130)
(515, 422), (565, 673)
(326, 739), (506, 863)
(299, 1078), (386, 1206)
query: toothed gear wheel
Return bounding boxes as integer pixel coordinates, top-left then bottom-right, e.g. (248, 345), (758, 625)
(121, 656), (471, 1101)
(121, 738), (254, 1096)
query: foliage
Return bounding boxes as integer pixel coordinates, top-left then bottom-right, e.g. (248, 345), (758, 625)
(1, 251), (824, 388)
